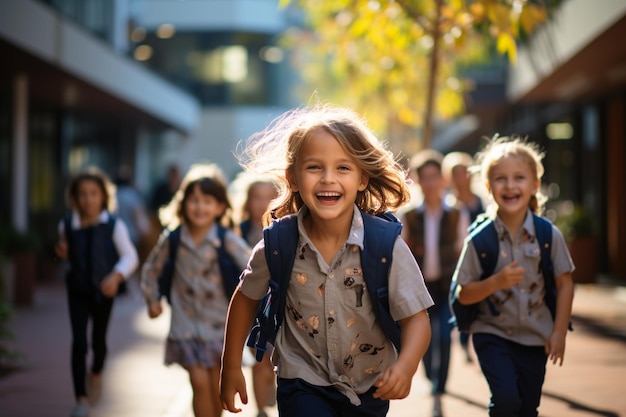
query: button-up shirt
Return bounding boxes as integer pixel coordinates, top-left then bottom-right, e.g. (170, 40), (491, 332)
(454, 210), (575, 345)
(240, 206), (433, 405)
(141, 223), (251, 342)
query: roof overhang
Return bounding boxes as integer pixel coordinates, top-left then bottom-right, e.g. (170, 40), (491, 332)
(0, 0), (200, 133)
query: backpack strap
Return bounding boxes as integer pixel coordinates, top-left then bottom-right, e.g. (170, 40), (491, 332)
(469, 218), (500, 316)
(216, 225), (242, 300)
(361, 212), (403, 351)
(158, 226), (180, 303)
(246, 214), (299, 361)
(63, 212), (73, 248)
(533, 215), (556, 319)
(449, 217), (499, 332)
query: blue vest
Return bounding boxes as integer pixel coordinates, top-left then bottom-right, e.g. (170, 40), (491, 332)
(64, 213), (119, 295)
(246, 211), (403, 361)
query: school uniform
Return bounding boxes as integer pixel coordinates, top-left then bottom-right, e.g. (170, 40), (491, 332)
(453, 209), (575, 417)
(240, 205), (434, 416)
(58, 210), (138, 399)
(141, 223), (251, 367)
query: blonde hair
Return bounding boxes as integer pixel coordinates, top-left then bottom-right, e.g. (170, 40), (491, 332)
(159, 163), (232, 229)
(475, 135), (547, 214)
(66, 166), (117, 213)
(441, 151), (476, 180)
(228, 171), (278, 226)
(236, 104), (411, 223)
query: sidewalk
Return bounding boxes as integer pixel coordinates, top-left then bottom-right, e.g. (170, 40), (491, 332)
(0, 279), (624, 417)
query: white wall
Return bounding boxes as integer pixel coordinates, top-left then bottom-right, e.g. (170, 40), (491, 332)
(159, 107), (289, 181)
(132, 0), (287, 32)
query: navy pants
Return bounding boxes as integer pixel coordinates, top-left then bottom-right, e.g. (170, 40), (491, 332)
(472, 333), (548, 417)
(422, 288), (452, 394)
(67, 287), (114, 399)
(277, 378), (389, 417)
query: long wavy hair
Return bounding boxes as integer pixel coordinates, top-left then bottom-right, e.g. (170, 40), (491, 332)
(236, 104), (411, 225)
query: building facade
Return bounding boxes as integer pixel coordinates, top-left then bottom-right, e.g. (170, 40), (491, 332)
(0, 0), (299, 293)
(436, 0), (626, 283)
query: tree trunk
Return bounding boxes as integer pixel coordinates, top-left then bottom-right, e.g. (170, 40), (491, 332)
(423, 0), (442, 149)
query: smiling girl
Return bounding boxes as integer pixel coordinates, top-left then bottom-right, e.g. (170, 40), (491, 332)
(55, 166), (139, 417)
(451, 136), (575, 417)
(220, 104), (433, 417)
(141, 163), (251, 417)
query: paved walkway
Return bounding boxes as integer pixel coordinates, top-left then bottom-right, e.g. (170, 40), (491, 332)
(0, 278), (625, 417)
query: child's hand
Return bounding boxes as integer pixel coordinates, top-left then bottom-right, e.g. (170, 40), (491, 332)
(494, 260), (525, 290)
(372, 361), (413, 400)
(100, 272), (123, 298)
(55, 240), (68, 260)
(147, 300), (163, 319)
(545, 330), (567, 366)
(220, 367), (248, 413)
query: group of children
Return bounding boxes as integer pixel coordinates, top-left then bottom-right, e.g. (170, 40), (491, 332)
(56, 103), (574, 417)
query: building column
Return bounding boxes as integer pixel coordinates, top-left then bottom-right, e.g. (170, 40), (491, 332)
(11, 73), (29, 232)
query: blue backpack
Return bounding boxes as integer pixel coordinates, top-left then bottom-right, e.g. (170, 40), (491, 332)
(246, 211), (403, 362)
(158, 225), (242, 303)
(449, 214), (558, 333)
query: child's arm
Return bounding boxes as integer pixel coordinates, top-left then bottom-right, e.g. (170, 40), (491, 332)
(140, 231), (170, 318)
(220, 290), (261, 413)
(545, 271), (574, 366)
(103, 218), (139, 297)
(458, 260), (525, 305)
(372, 310), (431, 400)
(55, 219), (68, 260)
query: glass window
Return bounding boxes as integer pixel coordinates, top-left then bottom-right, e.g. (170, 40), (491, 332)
(132, 31), (280, 106)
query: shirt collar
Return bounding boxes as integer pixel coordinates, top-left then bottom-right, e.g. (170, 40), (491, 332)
(493, 209), (536, 240)
(296, 205), (365, 250)
(71, 210), (109, 228)
(180, 223), (218, 247)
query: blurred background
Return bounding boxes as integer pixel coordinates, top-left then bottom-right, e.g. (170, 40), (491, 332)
(1, 0), (625, 307)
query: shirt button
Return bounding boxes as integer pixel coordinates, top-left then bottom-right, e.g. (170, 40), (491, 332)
(329, 309), (335, 315)
(331, 343), (337, 349)
(329, 273), (334, 279)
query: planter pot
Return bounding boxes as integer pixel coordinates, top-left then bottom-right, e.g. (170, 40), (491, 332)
(568, 237), (599, 284)
(11, 251), (36, 306)
(0, 260), (14, 304)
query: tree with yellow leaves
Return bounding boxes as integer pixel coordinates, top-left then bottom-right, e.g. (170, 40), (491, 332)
(280, 0), (560, 150)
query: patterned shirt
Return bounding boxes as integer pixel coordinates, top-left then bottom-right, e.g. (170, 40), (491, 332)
(240, 206), (433, 405)
(141, 223), (251, 342)
(453, 209), (575, 345)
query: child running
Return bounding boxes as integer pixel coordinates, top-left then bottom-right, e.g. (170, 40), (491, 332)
(231, 173), (280, 417)
(452, 136), (575, 417)
(220, 104), (433, 417)
(55, 166), (139, 417)
(141, 163), (251, 417)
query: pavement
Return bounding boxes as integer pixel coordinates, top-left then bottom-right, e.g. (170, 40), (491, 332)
(1, 277), (625, 417)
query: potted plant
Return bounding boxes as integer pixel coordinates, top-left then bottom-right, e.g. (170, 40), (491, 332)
(555, 204), (598, 284)
(0, 252), (21, 374)
(0, 222), (40, 306)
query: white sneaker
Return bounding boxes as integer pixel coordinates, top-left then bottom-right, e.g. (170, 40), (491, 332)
(432, 394), (443, 417)
(70, 402), (89, 417)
